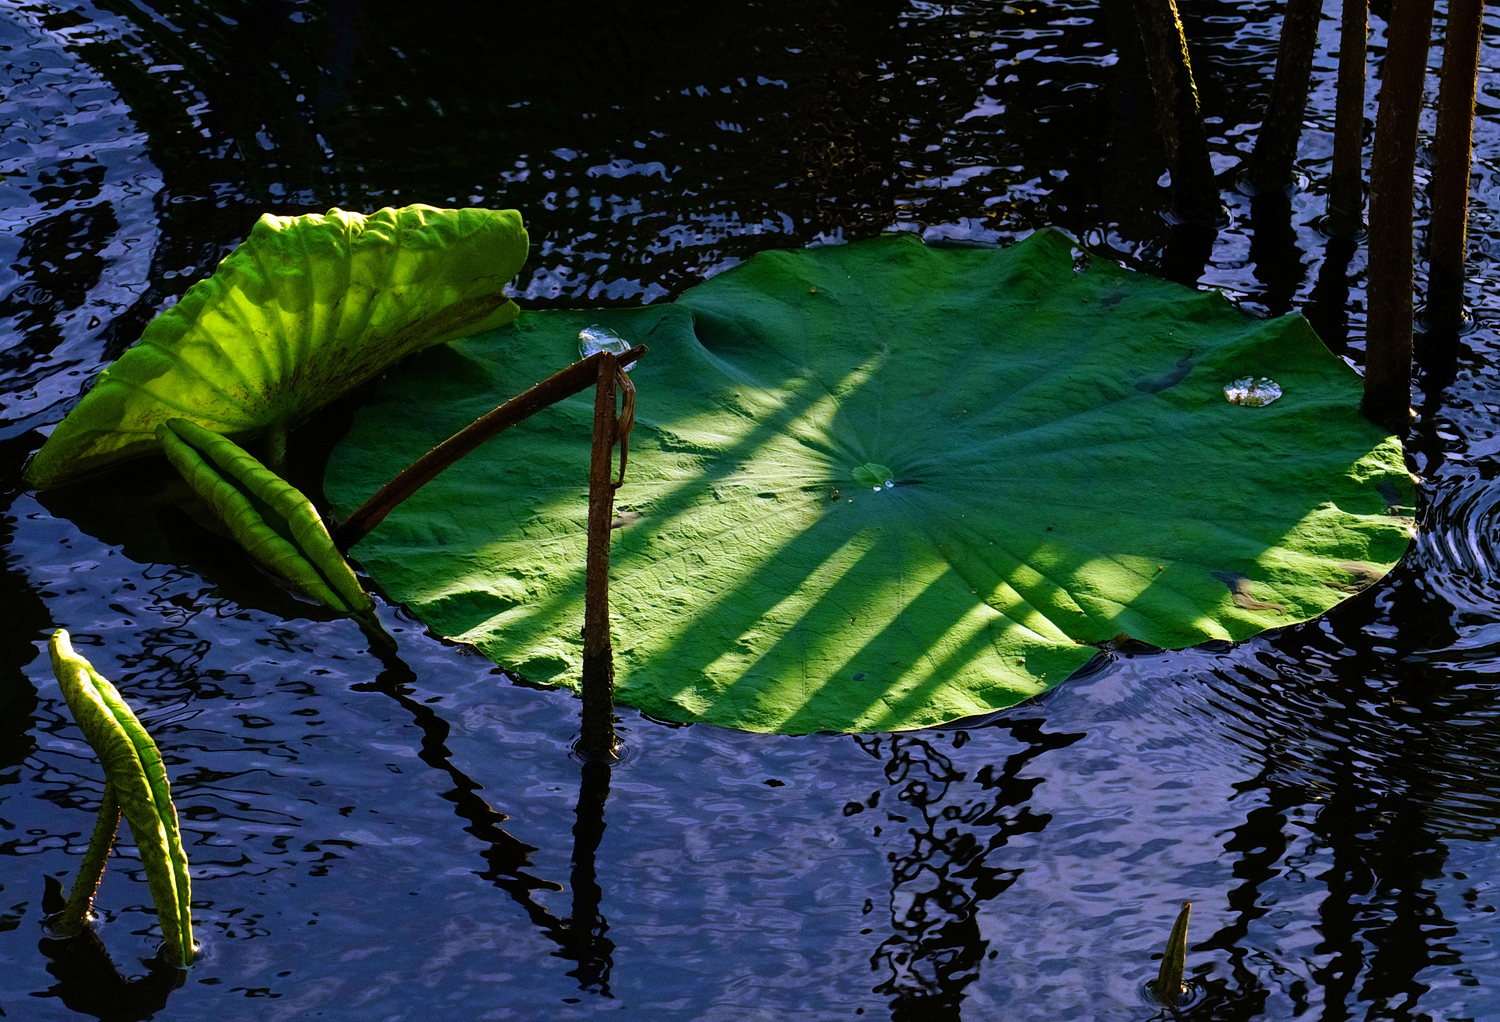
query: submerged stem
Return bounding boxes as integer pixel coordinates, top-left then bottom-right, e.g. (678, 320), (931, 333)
(334, 345), (647, 551)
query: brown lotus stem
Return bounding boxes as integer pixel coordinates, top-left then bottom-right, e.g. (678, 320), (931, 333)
(1328, 0), (1370, 236)
(334, 345), (647, 550)
(1133, 0), (1221, 224)
(56, 783), (120, 935)
(1361, 0), (1434, 437)
(1248, 0), (1323, 194)
(1426, 0), (1485, 330)
(579, 353), (621, 762)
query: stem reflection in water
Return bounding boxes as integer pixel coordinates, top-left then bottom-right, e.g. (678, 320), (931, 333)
(356, 645), (617, 998)
(855, 721), (1085, 1020)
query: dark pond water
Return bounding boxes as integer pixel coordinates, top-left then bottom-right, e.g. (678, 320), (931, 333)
(2, 0), (1500, 1018)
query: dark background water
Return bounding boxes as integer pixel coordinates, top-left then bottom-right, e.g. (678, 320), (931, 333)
(1, 0), (1499, 1018)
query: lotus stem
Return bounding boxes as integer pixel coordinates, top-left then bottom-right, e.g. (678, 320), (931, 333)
(1426, 0), (1485, 331)
(54, 783), (121, 936)
(334, 345), (648, 552)
(1328, 0), (1369, 236)
(1132, 0), (1221, 224)
(579, 353), (622, 762)
(1247, 0), (1322, 195)
(49, 630), (194, 965)
(1360, 0), (1434, 437)
(1152, 900), (1191, 1008)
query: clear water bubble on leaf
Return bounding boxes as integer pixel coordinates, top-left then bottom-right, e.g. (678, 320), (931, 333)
(1224, 377), (1283, 407)
(579, 325), (634, 368)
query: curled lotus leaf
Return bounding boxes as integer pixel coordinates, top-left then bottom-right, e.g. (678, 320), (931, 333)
(49, 630), (194, 965)
(327, 228), (1416, 734)
(158, 419), (377, 629)
(26, 204), (529, 489)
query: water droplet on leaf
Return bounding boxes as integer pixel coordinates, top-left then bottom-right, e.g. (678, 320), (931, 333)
(1224, 377), (1282, 406)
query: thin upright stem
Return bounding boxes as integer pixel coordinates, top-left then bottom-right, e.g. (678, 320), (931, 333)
(579, 354), (621, 762)
(1133, 0), (1221, 224)
(333, 346), (647, 550)
(1329, 0), (1370, 236)
(1427, 0), (1486, 330)
(1248, 0), (1323, 194)
(263, 422), (289, 477)
(56, 783), (121, 935)
(1362, 0), (1434, 436)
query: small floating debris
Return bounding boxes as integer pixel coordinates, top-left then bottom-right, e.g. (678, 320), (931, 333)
(1211, 570), (1286, 614)
(1224, 376), (1282, 407)
(579, 325), (634, 368)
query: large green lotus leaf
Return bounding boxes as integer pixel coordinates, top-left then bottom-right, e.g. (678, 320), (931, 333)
(26, 204), (528, 489)
(327, 229), (1415, 734)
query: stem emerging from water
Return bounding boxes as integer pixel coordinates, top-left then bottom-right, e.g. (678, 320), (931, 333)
(1361, 0), (1434, 436)
(1152, 900), (1191, 1010)
(579, 353), (621, 762)
(1132, 0), (1221, 224)
(55, 783), (121, 935)
(1328, 0), (1369, 236)
(1426, 0), (1485, 330)
(1247, 0), (1322, 194)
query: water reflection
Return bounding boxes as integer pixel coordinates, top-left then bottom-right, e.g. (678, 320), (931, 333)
(560, 759), (614, 996)
(35, 927), (184, 1022)
(356, 648), (619, 998)
(353, 654), (564, 903)
(1305, 233), (1358, 356)
(856, 721), (1084, 1020)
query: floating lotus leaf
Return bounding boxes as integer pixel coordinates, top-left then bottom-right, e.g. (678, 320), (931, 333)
(50, 630), (194, 965)
(327, 229), (1416, 734)
(26, 204), (528, 489)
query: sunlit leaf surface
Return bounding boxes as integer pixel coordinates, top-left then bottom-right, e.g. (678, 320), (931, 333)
(328, 229), (1415, 733)
(26, 204), (528, 489)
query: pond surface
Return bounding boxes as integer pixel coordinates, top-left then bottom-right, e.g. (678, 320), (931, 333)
(2, 0), (1500, 1018)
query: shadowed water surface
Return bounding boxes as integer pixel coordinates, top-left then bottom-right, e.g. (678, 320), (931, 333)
(2, 0), (1500, 1018)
